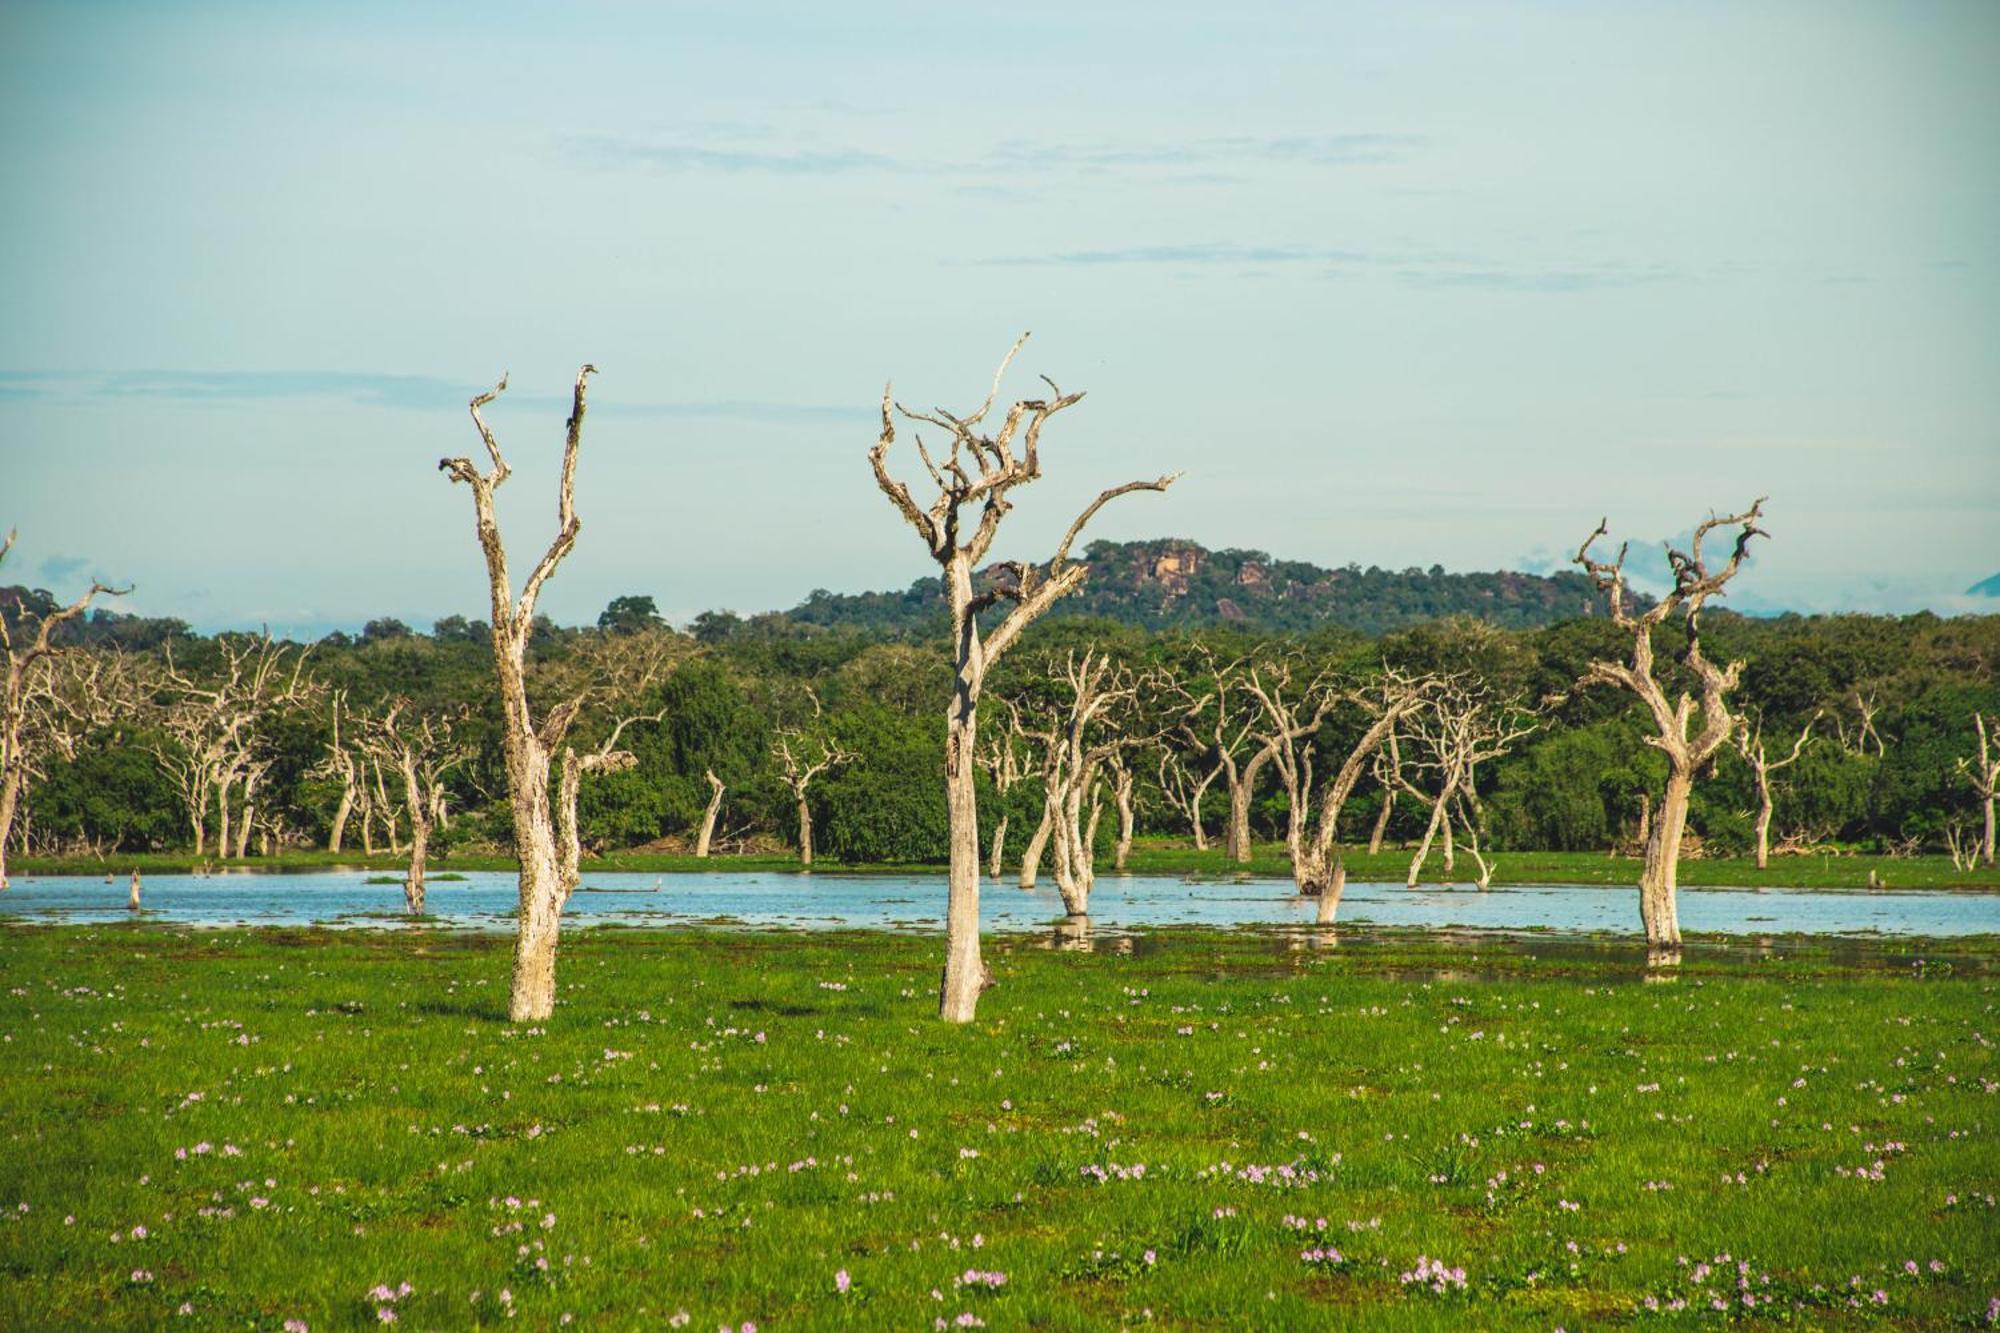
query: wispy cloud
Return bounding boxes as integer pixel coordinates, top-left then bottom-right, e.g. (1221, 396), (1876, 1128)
(1396, 263), (1680, 293)
(0, 371), (859, 422)
(975, 243), (1371, 267)
(563, 131), (1426, 178)
(567, 136), (911, 175)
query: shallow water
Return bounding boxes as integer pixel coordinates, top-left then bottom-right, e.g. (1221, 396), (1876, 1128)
(1, 869), (1996, 937)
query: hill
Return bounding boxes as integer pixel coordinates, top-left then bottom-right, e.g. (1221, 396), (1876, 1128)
(785, 538), (1625, 637)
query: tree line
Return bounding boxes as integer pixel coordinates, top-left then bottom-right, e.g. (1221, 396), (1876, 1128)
(4, 343), (1997, 1023)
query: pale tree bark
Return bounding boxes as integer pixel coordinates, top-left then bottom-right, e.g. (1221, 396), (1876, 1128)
(1247, 666), (1432, 924)
(979, 709), (1030, 878)
(1367, 728), (1401, 856)
(1156, 746), (1222, 851)
(1734, 710), (1821, 870)
(772, 692), (855, 869)
(0, 653), (128, 881)
(694, 770), (725, 859)
(1957, 713), (1999, 867)
(1109, 752), (1137, 872)
(1017, 787), (1055, 889)
(1574, 498), (1768, 956)
(145, 634), (314, 865)
(1160, 653), (1247, 854)
(0, 532), (127, 886)
(316, 690), (362, 854)
(1012, 651), (1150, 917)
(1399, 678), (1539, 888)
(441, 365), (641, 1023)
(869, 335), (1177, 1021)
(362, 702), (472, 913)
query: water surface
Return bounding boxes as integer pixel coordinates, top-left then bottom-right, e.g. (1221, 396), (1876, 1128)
(2, 870), (1995, 937)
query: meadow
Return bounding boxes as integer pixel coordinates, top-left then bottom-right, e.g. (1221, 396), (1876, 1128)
(2, 923), (1996, 1329)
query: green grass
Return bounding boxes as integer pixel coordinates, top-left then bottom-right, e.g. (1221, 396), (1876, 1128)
(15, 840), (1998, 891)
(2, 925), (1996, 1329)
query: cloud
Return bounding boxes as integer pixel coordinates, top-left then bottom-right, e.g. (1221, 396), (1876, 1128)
(0, 371), (856, 423)
(1395, 263), (1680, 293)
(37, 554), (90, 585)
(975, 243), (1370, 267)
(566, 136), (912, 175)
(563, 131), (1426, 179)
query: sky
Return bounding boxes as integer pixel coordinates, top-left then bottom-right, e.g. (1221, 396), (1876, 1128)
(1, 0), (1995, 636)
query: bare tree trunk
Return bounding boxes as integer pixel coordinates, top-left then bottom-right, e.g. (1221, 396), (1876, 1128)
(1754, 780), (1774, 870)
(695, 770), (724, 858)
(405, 819), (429, 914)
(940, 681), (988, 1022)
(1314, 855), (1346, 925)
(1227, 747), (1273, 863)
(217, 774), (234, 862)
(796, 795), (813, 869)
(328, 783), (353, 854)
(360, 808), (375, 858)
(1636, 791), (1651, 849)
(1018, 796), (1053, 889)
(1368, 789), (1394, 856)
(1406, 789), (1449, 888)
(988, 814), (1008, 879)
(1441, 800), (1455, 874)
(1112, 763), (1135, 872)
(0, 769), (20, 887)
(1641, 769), (1692, 951)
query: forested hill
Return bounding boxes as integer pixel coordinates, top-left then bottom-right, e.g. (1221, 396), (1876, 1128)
(785, 539), (1625, 637)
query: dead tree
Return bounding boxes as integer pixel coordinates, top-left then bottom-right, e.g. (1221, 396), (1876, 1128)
(1402, 679), (1539, 888)
(440, 366), (640, 1023)
(1832, 688), (1887, 758)
(1734, 709), (1821, 870)
(363, 702), (472, 912)
(1012, 651), (1149, 918)
(1248, 667), (1431, 922)
(868, 336), (1177, 1021)
(1176, 653), (1280, 863)
(1574, 498), (1767, 954)
(771, 691), (855, 868)
(1366, 727), (1403, 856)
(1958, 713), (1998, 867)
(145, 633), (312, 861)
(0, 532), (126, 885)
(1156, 744), (1223, 851)
(978, 711), (1031, 878)
(693, 770), (725, 858)
(315, 690), (364, 853)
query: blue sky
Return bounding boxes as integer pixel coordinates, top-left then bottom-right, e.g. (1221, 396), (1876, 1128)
(2, 0), (1995, 635)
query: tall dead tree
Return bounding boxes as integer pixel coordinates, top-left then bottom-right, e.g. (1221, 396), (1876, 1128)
(1958, 713), (1998, 867)
(693, 771), (725, 858)
(315, 690), (364, 853)
(441, 366), (646, 1023)
(1247, 666), (1431, 922)
(869, 336), (1177, 1022)
(771, 691), (855, 869)
(1156, 744), (1223, 851)
(363, 702), (471, 912)
(0, 532), (126, 886)
(1180, 654), (1279, 863)
(1366, 727), (1403, 855)
(1734, 709), (1821, 870)
(1574, 498), (1767, 955)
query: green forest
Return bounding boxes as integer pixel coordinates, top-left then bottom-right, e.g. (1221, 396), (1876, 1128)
(6, 565), (1996, 874)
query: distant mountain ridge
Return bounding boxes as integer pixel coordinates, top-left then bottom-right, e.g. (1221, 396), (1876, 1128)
(1968, 572), (2000, 599)
(786, 538), (1626, 637)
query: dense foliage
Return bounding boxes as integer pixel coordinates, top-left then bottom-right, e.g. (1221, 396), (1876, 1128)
(6, 576), (1998, 867)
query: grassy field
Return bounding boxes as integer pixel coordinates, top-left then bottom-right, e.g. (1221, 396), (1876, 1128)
(2, 924), (1996, 1329)
(14, 839), (1999, 891)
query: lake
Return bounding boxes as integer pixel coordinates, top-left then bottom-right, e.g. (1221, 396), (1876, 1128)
(2, 869), (1996, 936)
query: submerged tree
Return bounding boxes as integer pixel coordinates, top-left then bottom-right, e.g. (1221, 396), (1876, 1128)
(1573, 498), (1767, 956)
(1733, 709), (1821, 870)
(441, 366), (654, 1023)
(362, 701), (471, 912)
(0, 531), (127, 885)
(1246, 664), (1431, 922)
(868, 335), (1177, 1022)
